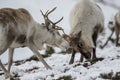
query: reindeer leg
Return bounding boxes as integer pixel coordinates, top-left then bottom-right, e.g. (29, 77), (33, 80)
(8, 48), (14, 73)
(115, 22), (120, 47)
(0, 46), (13, 79)
(101, 29), (114, 48)
(0, 50), (12, 79)
(93, 48), (96, 59)
(80, 54), (84, 62)
(92, 29), (98, 60)
(28, 44), (52, 69)
(116, 31), (119, 47)
(69, 49), (76, 64)
(0, 60), (13, 79)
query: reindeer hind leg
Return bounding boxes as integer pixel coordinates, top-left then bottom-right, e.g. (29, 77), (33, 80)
(116, 32), (119, 47)
(115, 26), (120, 47)
(80, 54), (84, 62)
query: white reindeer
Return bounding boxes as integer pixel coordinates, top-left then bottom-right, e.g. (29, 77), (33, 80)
(0, 7), (69, 79)
(101, 11), (120, 47)
(64, 0), (104, 64)
(114, 11), (120, 46)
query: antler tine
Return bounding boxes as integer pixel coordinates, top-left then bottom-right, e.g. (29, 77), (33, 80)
(55, 26), (66, 34)
(40, 10), (49, 18)
(54, 17), (63, 24)
(62, 29), (66, 34)
(40, 7), (64, 31)
(43, 7), (57, 26)
(47, 17), (64, 26)
(40, 9), (51, 30)
(40, 10), (45, 17)
(45, 10), (49, 16)
(40, 7), (57, 23)
(40, 7), (56, 18)
(46, 7), (57, 16)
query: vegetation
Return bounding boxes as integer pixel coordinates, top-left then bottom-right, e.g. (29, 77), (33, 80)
(100, 72), (120, 80)
(56, 75), (72, 80)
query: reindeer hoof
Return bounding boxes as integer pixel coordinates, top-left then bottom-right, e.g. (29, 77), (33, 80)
(5, 73), (11, 79)
(5, 74), (9, 79)
(116, 44), (120, 47)
(5, 72), (17, 80)
(69, 60), (74, 64)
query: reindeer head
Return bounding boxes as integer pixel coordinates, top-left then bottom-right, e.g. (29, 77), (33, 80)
(40, 7), (70, 50)
(63, 31), (92, 60)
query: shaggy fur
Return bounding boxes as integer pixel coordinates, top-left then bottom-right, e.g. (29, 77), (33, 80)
(114, 11), (120, 46)
(0, 8), (69, 79)
(69, 0), (104, 63)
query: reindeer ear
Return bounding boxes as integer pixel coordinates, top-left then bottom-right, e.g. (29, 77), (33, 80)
(75, 31), (82, 39)
(77, 31), (82, 37)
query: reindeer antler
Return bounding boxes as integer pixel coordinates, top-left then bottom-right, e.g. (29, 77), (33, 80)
(54, 26), (66, 34)
(40, 7), (57, 30)
(40, 7), (64, 32)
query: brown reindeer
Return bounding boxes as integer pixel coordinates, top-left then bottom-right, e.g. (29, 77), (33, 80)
(114, 11), (120, 46)
(63, 0), (104, 64)
(0, 7), (69, 79)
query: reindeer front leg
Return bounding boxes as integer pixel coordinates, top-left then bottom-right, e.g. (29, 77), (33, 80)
(92, 29), (98, 60)
(28, 43), (52, 69)
(0, 44), (14, 79)
(8, 48), (14, 73)
(69, 49), (76, 64)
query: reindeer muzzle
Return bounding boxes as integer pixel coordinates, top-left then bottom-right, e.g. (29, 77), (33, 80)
(81, 52), (91, 60)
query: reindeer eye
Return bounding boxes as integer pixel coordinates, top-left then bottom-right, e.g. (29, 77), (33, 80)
(77, 43), (83, 48)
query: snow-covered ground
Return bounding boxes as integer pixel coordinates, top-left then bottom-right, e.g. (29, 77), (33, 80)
(0, 0), (120, 80)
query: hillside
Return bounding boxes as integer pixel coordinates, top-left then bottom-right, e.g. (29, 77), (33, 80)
(0, 0), (120, 80)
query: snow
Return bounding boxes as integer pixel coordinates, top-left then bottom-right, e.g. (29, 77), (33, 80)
(0, 0), (120, 80)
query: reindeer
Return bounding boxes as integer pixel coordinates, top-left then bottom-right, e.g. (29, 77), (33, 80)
(114, 11), (120, 46)
(0, 7), (69, 79)
(63, 0), (104, 64)
(101, 11), (120, 48)
(100, 21), (114, 49)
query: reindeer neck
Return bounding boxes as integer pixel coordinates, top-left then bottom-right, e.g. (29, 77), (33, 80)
(33, 23), (55, 48)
